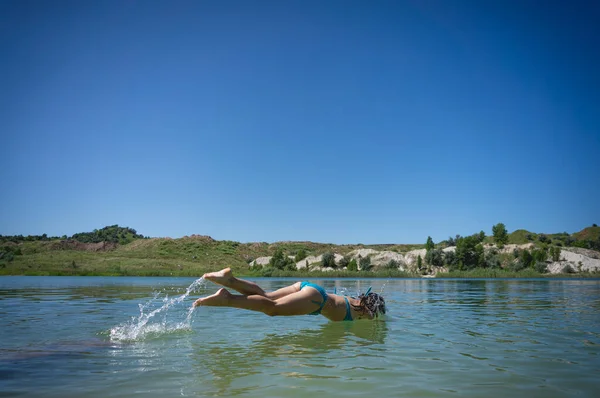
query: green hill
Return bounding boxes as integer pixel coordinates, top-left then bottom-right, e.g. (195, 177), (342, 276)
(573, 226), (600, 242)
(1, 224), (599, 276)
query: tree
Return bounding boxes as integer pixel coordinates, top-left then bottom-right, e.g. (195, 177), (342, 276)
(425, 236), (434, 252)
(455, 235), (484, 270)
(269, 248), (289, 270)
(417, 255), (423, 269)
(492, 223), (509, 247)
(477, 231), (486, 243)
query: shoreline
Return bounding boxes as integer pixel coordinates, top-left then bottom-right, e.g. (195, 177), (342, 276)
(2, 270), (599, 279)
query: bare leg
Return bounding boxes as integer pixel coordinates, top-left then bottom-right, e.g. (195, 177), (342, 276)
(194, 287), (322, 316)
(203, 268), (265, 296)
(203, 268), (300, 299)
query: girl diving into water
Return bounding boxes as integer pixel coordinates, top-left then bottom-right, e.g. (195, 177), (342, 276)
(193, 268), (386, 321)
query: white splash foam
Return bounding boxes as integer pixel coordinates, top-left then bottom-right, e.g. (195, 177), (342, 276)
(110, 278), (205, 341)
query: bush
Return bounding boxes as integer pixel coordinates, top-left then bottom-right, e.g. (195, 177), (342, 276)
(535, 261), (547, 273)
(295, 249), (307, 262)
(526, 233), (533, 241)
(519, 249), (534, 268)
(384, 259), (400, 269)
(531, 248), (548, 263)
(550, 246), (561, 262)
(347, 258), (358, 271)
(322, 252), (336, 268)
(425, 248), (444, 267)
(443, 250), (457, 269)
(562, 264), (575, 274)
(359, 256), (372, 271)
(338, 255), (350, 269)
(510, 260), (527, 272)
(0, 252), (14, 262)
(484, 252), (502, 269)
(269, 248), (295, 270)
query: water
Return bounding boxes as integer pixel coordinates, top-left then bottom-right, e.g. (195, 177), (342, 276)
(1, 277), (599, 397)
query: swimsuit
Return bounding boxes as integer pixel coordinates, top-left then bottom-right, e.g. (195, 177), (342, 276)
(300, 281), (353, 321)
(343, 297), (353, 321)
(300, 281), (328, 315)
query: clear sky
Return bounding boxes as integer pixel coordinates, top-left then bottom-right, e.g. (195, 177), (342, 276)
(1, 0), (599, 244)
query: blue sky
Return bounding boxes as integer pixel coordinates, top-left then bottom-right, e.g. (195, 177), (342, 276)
(1, 0), (598, 244)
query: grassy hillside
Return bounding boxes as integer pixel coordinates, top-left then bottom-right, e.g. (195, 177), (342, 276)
(1, 224), (598, 276)
(0, 235), (424, 276)
(573, 226), (600, 242)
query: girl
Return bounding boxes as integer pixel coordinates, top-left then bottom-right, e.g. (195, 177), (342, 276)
(193, 268), (386, 321)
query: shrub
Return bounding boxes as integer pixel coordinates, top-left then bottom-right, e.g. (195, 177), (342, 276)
(565, 236), (575, 246)
(535, 261), (547, 273)
(562, 264), (575, 274)
(338, 255), (350, 269)
(510, 259), (527, 272)
(526, 233), (533, 241)
(269, 248), (295, 270)
(550, 246), (561, 262)
(531, 248), (548, 263)
(384, 259), (399, 269)
(443, 250), (457, 269)
(322, 252), (336, 268)
(484, 252), (502, 269)
(519, 249), (534, 268)
(359, 256), (372, 271)
(347, 258), (358, 271)
(295, 249), (307, 262)
(425, 248), (444, 267)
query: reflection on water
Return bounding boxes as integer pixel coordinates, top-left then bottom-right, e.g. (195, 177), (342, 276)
(0, 277), (599, 398)
(192, 321), (389, 395)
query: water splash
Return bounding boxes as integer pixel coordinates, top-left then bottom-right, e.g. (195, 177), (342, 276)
(109, 278), (205, 342)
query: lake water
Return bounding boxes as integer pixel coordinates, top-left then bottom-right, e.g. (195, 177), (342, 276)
(1, 276), (599, 397)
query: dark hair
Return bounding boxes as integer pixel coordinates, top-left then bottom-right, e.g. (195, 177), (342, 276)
(352, 292), (386, 318)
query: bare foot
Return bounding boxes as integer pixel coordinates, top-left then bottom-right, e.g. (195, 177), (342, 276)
(203, 268), (234, 286)
(193, 288), (231, 307)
